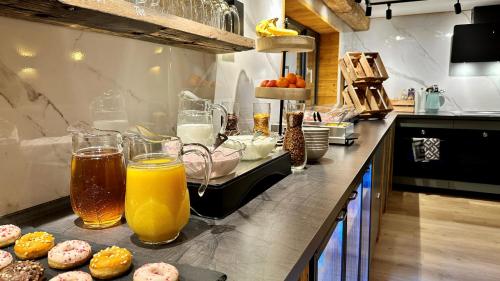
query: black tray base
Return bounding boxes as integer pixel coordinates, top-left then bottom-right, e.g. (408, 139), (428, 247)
(188, 152), (292, 219)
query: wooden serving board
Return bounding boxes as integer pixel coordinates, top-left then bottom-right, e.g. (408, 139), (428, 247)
(255, 87), (311, 100)
(255, 35), (315, 53)
(1, 227), (226, 281)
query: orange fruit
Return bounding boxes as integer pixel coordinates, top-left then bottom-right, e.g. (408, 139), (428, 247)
(288, 84), (297, 88)
(296, 78), (306, 88)
(276, 77), (289, 88)
(260, 80), (269, 87)
(285, 73), (297, 84)
(266, 80), (277, 87)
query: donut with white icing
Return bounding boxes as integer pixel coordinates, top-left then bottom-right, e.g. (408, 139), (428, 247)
(133, 262), (179, 281)
(0, 224), (21, 248)
(48, 240), (92, 270)
(49, 271), (93, 281)
(0, 250), (13, 270)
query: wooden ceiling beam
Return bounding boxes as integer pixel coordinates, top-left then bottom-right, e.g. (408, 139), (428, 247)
(285, 0), (339, 34)
(322, 0), (370, 31)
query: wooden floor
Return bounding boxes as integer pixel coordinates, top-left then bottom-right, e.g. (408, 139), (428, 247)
(371, 191), (500, 281)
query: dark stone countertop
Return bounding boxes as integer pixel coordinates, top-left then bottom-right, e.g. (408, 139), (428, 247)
(398, 111), (500, 121)
(2, 113), (398, 281)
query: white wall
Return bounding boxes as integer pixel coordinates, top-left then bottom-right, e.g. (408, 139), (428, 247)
(0, 15), (216, 215)
(341, 11), (500, 112)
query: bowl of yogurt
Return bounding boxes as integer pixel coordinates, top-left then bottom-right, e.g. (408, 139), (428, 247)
(223, 135), (277, 161)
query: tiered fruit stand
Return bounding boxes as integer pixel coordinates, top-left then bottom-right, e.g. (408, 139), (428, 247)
(254, 35), (316, 135)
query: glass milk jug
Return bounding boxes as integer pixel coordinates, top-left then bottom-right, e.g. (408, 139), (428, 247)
(176, 92), (227, 146)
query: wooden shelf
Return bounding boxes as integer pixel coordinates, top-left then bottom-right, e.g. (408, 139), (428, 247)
(255, 87), (311, 100)
(0, 0), (255, 54)
(255, 35), (315, 53)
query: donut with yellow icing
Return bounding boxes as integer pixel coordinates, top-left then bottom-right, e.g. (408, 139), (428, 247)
(48, 240), (92, 269)
(0, 224), (21, 248)
(89, 246), (132, 279)
(14, 231), (55, 260)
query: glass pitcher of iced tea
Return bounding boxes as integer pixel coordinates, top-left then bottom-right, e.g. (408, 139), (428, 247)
(124, 127), (212, 245)
(69, 123), (126, 229)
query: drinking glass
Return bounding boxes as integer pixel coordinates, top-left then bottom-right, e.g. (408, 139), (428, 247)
(229, 5), (240, 34)
(222, 101), (240, 136)
(69, 124), (126, 229)
(253, 102), (271, 136)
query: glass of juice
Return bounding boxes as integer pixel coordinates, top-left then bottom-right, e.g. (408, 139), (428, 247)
(253, 102), (271, 136)
(125, 129), (212, 245)
(69, 124), (126, 229)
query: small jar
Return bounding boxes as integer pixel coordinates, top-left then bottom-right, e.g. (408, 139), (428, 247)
(283, 102), (306, 170)
(222, 101), (240, 136)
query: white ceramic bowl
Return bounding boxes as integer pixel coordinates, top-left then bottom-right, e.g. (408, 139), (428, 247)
(306, 145), (329, 162)
(224, 135), (277, 161)
(184, 147), (242, 179)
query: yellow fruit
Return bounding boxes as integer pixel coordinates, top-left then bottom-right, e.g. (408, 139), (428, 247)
(256, 18), (298, 37)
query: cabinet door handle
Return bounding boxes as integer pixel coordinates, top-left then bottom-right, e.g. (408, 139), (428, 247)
(377, 192), (381, 199)
(336, 210), (347, 221)
(349, 191), (358, 200)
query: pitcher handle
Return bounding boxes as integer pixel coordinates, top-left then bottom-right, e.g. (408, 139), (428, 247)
(182, 143), (213, 197)
(211, 104), (228, 135)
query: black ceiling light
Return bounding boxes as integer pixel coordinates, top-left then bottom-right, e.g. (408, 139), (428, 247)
(386, 3), (392, 20)
(454, 0), (462, 14)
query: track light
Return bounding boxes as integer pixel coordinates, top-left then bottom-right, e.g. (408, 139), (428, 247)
(454, 0), (461, 14)
(365, 5), (372, 17)
(386, 3), (392, 20)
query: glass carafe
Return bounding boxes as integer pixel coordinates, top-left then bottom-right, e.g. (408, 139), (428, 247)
(176, 92), (227, 146)
(69, 123), (126, 229)
(124, 129), (212, 245)
(283, 102), (307, 170)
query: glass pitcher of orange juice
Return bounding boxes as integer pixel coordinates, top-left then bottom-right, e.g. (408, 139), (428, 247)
(124, 128), (212, 245)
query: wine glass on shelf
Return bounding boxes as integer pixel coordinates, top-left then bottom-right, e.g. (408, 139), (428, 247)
(229, 4), (240, 34)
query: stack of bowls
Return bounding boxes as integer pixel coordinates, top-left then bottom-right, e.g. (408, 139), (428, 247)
(303, 127), (330, 162)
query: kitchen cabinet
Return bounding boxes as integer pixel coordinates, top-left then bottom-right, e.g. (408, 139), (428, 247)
(346, 185), (362, 281)
(316, 215), (345, 281)
(394, 117), (500, 192)
(312, 163), (382, 281)
(360, 164), (372, 281)
(451, 129), (500, 185)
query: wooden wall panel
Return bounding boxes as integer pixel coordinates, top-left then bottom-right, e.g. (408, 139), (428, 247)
(317, 32), (339, 106)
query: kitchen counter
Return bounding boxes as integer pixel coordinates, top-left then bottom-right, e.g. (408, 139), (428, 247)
(399, 111), (500, 121)
(1, 113), (397, 281)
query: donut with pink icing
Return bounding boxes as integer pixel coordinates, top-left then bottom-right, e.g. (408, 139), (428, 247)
(0, 224), (21, 248)
(49, 271), (93, 281)
(48, 240), (92, 270)
(133, 262), (179, 281)
(0, 250), (13, 270)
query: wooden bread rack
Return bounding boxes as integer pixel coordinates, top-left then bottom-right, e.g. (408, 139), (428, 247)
(339, 52), (393, 119)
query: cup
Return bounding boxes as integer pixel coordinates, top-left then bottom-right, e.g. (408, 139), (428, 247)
(222, 101), (240, 136)
(253, 102), (271, 136)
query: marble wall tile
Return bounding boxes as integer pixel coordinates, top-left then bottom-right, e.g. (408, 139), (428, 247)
(340, 11), (500, 112)
(0, 15), (215, 216)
